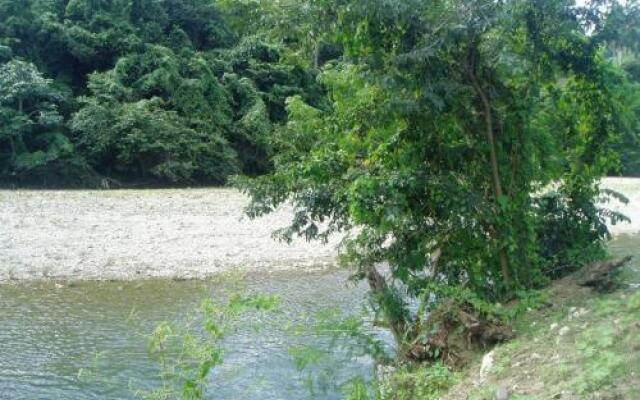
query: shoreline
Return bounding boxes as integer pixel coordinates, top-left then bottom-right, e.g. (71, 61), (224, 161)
(0, 188), (341, 283)
(1, 178), (637, 284)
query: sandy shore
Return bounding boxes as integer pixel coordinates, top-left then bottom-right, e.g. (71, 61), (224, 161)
(0, 178), (638, 282)
(0, 189), (341, 282)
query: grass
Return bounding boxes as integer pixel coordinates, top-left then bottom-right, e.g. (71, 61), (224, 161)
(378, 362), (461, 400)
(379, 264), (640, 400)
(440, 276), (640, 399)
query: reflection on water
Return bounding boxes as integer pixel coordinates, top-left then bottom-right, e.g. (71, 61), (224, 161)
(0, 270), (388, 400)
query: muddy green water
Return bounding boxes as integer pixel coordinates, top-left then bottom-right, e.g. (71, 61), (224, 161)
(0, 242), (637, 400)
(0, 219), (640, 400)
(0, 270), (392, 400)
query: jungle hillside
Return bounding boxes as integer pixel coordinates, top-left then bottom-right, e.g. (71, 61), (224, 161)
(0, 0), (331, 187)
(1, 1), (637, 188)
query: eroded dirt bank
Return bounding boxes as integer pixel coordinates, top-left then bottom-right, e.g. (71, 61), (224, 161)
(0, 178), (637, 282)
(0, 189), (340, 281)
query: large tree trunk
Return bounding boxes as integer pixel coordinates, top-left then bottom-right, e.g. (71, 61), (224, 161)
(365, 265), (410, 345)
(313, 42), (320, 69)
(7, 135), (16, 160)
(466, 46), (512, 287)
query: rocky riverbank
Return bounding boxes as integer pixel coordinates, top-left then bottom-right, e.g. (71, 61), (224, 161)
(0, 178), (637, 282)
(0, 189), (340, 282)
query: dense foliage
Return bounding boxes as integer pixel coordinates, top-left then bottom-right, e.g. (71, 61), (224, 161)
(0, 59), (77, 183)
(603, 1), (640, 176)
(0, 0), (637, 186)
(238, 0), (636, 351)
(0, 0), (325, 186)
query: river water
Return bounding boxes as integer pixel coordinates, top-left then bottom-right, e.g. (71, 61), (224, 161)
(0, 270), (390, 400)
(0, 178), (638, 400)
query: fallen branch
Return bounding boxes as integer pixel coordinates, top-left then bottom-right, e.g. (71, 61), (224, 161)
(578, 256), (633, 289)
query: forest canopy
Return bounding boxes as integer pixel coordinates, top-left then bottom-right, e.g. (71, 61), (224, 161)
(0, 0), (327, 186)
(0, 0), (638, 187)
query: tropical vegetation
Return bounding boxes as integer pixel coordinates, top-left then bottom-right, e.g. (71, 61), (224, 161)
(239, 0), (637, 355)
(0, 0), (326, 185)
(1, 0), (639, 399)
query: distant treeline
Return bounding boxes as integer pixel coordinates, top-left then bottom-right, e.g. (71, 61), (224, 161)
(0, 0), (639, 187)
(0, 0), (332, 187)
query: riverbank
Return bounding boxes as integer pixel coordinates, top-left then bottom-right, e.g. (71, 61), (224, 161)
(379, 246), (640, 400)
(0, 189), (340, 282)
(0, 178), (637, 282)
(452, 268), (640, 399)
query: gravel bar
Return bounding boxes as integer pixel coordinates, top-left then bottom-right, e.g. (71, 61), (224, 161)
(0, 178), (637, 282)
(0, 188), (340, 282)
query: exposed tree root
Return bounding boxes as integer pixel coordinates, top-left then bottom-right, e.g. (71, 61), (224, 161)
(406, 300), (514, 366)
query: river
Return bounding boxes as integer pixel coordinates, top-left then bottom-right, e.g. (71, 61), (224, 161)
(0, 271), (392, 399)
(0, 178), (638, 399)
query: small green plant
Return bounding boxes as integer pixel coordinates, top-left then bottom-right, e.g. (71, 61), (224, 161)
(290, 311), (458, 400)
(574, 350), (625, 394)
(138, 293), (279, 400)
(343, 377), (373, 400)
(378, 362), (458, 400)
(288, 306), (391, 399)
(573, 323), (624, 394)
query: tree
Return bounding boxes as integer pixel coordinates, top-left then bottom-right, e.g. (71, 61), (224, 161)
(217, 0), (341, 68)
(238, 0), (627, 351)
(70, 47), (239, 184)
(0, 46), (11, 63)
(0, 0), (328, 186)
(599, 0), (640, 176)
(0, 59), (76, 181)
